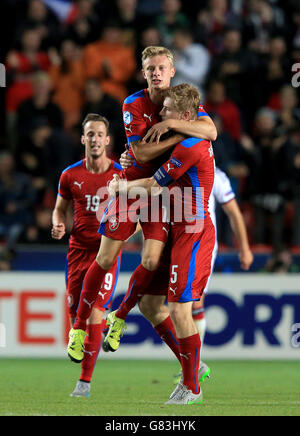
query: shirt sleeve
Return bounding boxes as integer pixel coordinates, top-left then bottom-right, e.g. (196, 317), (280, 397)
(213, 168), (235, 204)
(58, 171), (72, 200)
(153, 141), (204, 187)
(123, 100), (147, 145)
(197, 104), (209, 118)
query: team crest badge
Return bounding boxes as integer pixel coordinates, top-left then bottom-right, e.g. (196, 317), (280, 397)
(123, 111), (133, 125)
(109, 217), (120, 232)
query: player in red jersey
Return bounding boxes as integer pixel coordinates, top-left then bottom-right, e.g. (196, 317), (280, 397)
(109, 84), (215, 405)
(67, 46), (217, 368)
(52, 114), (122, 397)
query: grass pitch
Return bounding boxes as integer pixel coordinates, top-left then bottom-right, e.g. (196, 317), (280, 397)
(0, 359), (299, 416)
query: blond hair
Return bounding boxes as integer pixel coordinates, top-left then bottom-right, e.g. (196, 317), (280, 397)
(141, 46), (174, 68)
(163, 84), (201, 120)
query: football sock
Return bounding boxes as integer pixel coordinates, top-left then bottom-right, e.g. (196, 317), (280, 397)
(73, 260), (108, 330)
(80, 323), (103, 382)
(178, 333), (201, 394)
(116, 264), (154, 320)
(154, 316), (181, 363)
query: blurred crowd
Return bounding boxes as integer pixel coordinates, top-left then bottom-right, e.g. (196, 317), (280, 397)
(1, 0), (300, 270)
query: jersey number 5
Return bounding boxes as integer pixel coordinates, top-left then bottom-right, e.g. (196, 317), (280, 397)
(170, 265), (178, 284)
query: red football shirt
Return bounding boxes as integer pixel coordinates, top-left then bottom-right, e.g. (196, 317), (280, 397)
(153, 137), (215, 226)
(58, 159), (122, 249)
(122, 89), (209, 181)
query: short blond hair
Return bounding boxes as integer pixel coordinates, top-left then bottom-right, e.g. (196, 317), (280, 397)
(163, 84), (201, 120)
(142, 46), (174, 68)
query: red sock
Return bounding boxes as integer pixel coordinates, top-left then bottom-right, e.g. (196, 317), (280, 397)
(80, 323), (103, 382)
(116, 264), (154, 320)
(73, 260), (108, 330)
(178, 334), (201, 394)
(154, 316), (181, 363)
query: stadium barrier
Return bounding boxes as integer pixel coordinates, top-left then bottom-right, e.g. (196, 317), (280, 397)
(0, 272), (299, 359)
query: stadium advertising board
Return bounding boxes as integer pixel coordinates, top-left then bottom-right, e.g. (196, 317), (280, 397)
(0, 273), (299, 359)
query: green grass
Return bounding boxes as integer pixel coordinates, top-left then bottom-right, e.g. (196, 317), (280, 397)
(0, 359), (299, 416)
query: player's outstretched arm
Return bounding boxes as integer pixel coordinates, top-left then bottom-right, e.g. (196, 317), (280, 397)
(51, 195), (70, 240)
(143, 116), (217, 144)
(222, 199), (253, 270)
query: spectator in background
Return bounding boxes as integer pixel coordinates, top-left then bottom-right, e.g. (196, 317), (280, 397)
(48, 39), (85, 131)
(136, 0), (162, 18)
(14, 0), (61, 50)
(259, 37), (291, 105)
(20, 207), (63, 245)
(80, 78), (125, 158)
(288, 4), (300, 62)
(272, 85), (300, 137)
(155, 0), (190, 47)
(195, 0), (242, 55)
(17, 118), (79, 204)
(205, 80), (242, 142)
(171, 27), (210, 94)
(0, 151), (36, 251)
(209, 28), (258, 114)
(64, 0), (102, 47)
(82, 22), (136, 103)
(243, 0), (286, 54)
(16, 71), (64, 144)
(107, 0), (140, 46)
(6, 27), (51, 148)
(284, 125), (300, 247)
(246, 108), (288, 251)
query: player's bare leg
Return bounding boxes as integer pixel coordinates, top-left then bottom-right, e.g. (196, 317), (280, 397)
(138, 295), (169, 326)
(141, 239), (165, 271)
(114, 239), (166, 320)
(166, 301), (203, 405)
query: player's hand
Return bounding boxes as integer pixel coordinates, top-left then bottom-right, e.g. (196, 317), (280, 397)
(108, 174), (121, 197)
(143, 120), (172, 144)
(51, 223), (66, 240)
(119, 151), (133, 169)
(239, 248), (254, 270)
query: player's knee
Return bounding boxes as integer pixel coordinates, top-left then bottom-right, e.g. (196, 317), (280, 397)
(169, 304), (184, 325)
(96, 253), (115, 270)
(141, 255), (160, 271)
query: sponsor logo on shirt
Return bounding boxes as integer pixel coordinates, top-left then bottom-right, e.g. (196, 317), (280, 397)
(74, 181), (84, 189)
(143, 113), (152, 122)
(170, 157), (183, 168)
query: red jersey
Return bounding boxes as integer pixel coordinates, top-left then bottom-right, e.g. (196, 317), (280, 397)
(122, 89), (209, 181)
(153, 137), (215, 226)
(58, 159), (122, 250)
